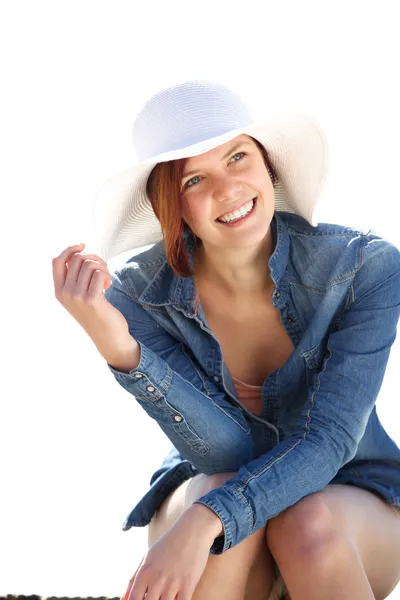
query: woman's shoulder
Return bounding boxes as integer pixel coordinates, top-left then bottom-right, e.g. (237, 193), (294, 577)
(109, 241), (165, 272)
(280, 211), (398, 257)
(108, 240), (169, 300)
(278, 210), (376, 238)
(277, 211), (399, 290)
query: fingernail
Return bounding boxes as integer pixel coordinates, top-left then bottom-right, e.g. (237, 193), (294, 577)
(122, 578), (133, 600)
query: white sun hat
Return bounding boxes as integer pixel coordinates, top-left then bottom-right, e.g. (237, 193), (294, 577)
(92, 80), (328, 260)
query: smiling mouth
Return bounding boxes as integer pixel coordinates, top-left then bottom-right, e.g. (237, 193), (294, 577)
(215, 197), (257, 223)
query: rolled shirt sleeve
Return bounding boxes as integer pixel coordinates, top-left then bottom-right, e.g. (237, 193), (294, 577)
(103, 271), (253, 473)
(103, 272), (216, 402)
(193, 238), (400, 554)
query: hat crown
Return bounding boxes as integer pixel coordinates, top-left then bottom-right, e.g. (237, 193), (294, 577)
(132, 80), (253, 162)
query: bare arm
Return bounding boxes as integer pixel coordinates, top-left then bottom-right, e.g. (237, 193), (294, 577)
(105, 337), (141, 373)
(52, 243), (141, 371)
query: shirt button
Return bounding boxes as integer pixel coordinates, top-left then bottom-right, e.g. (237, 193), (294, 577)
(213, 376), (219, 382)
(174, 415), (183, 422)
(146, 385), (155, 392)
(134, 373), (143, 379)
(287, 317), (293, 323)
(275, 292), (280, 298)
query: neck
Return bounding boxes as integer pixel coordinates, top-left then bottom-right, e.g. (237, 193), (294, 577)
(193, 229), (275, 299)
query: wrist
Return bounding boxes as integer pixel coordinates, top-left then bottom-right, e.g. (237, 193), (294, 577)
(184, 502), (224, 540)
(101, 337), (141, 372)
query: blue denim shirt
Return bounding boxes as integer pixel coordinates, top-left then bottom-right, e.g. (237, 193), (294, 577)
(104, 211), (400, 555)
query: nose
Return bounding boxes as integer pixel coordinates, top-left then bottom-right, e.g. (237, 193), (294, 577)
(212, 172), (246, 204)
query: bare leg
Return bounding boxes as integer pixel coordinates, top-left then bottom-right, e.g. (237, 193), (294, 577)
(267, 494), (376, 600)
(148, 471), (276, 600)
(275, 537), (375, 600)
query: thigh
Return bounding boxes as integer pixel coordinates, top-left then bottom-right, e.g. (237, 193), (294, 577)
(148, 472), (234, 546)
(148, 475), (196, 546)
(148, 472), (279, 600)
(318, 484), (400, 600)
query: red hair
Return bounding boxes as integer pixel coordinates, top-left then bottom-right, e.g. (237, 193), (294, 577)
(146, 137), (277, 278)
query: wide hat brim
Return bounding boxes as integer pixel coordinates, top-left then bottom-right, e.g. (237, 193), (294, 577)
(92, 113), (328, 261)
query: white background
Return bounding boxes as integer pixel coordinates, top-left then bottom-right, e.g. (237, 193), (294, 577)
(1, 1), (399, 597)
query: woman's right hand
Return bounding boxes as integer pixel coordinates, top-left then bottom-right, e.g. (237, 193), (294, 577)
(52, 243), (135, 363)
(121, 556), (146, 600)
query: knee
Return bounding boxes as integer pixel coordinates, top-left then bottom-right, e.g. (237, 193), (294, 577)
(266, 492), (343, 561)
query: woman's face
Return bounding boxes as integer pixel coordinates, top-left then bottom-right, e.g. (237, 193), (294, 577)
(180, 134), (275, 250)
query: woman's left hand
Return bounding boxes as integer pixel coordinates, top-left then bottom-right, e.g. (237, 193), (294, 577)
(124, 509), (215, 600)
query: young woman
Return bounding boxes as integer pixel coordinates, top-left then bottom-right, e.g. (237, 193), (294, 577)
(53, 80), (400, 600)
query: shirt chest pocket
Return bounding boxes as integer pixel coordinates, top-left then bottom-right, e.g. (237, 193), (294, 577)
(302, 321), (341, 388)
(303, 344), (324, 388)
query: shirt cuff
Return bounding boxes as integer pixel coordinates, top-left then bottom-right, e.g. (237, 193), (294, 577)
(193, 485), (252, 555)
(107, 341), (173, 399)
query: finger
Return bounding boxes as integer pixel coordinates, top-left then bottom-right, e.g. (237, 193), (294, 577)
(65, 255), (108, 289)
(75, 262), (111, 296)
(55, 243), (86, 262)
(86, 269), (112, 300)
(52, 244), (85, 292)
(66, 252), (107, 267)
(121, 555), (145, 600)
(53, 243), (106, 266)
(128, 578), (148, 600)
(121, 577), (134, 600)
(80, 269), (110, 303)
(126, 556), (146, 600)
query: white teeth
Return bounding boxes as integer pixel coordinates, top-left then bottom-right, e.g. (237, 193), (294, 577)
(218, 199), (255, 223)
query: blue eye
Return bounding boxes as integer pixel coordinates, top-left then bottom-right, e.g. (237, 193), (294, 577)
(185, 175), (201, 189)
(232, 151), (246, 161)
(183, 151), (246, 189)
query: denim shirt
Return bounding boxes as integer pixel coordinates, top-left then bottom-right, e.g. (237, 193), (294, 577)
(104, 211), (400, 555)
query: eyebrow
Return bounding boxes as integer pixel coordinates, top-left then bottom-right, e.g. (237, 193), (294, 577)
(182, 141), (252, 180)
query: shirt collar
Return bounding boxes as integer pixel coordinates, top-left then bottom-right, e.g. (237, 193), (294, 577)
(139, 210), (290, 314)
